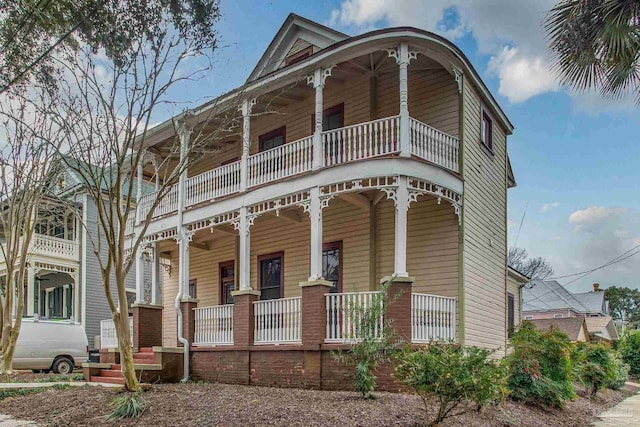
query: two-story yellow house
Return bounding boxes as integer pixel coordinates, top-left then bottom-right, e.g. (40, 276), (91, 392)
(90, 14), (517, 388)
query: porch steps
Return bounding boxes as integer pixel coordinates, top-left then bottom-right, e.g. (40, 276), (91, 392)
(89, 348), (156, 385)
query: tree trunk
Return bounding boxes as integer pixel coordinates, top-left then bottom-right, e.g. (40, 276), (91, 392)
(114, 310), (139, 392)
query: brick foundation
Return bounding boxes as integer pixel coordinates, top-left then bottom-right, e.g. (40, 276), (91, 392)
(132, 304), (163, 351)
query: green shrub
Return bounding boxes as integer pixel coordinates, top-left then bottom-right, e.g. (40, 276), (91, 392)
(332, 281), (398, 399)
(573, 342), (618, 397)
(619, 330), (640, 378)
(506, 322), (575, 407)
(394, 344), (508, 426)
(607, 353), (629, 390)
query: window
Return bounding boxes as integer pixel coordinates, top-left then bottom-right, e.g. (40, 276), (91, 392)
(481, 108), (493, 151)
(311, 103), (344, 133)
(259, 127), (286, 152)
(507, 293), (515, 337)
(126, 290), (136, 313)
(285, 46), (313, 66)
(219, 261), (235, 305)
(188, 279), (197, 299)
(258, 252), (284, 300)
(554, 313), (563, 319)
(322, 241), (342, 293)
(524, 315), (533, 320)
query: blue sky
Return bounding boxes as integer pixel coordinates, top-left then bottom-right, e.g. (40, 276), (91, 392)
(170, 0), (640, 293)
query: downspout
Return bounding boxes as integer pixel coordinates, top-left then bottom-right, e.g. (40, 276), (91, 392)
(175, 120), (189, 383)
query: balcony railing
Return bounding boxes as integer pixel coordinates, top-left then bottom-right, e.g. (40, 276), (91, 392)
(249, 136), (313, 187)
(325, 291), (384, 343)
(136, 116), (459, 222)
(411, 293), (456, 343)
(193, 304), (234, 346)
(100, 317), (133, 349)
(253, 297), (301, 344)
(410, 118), (459, 173)
(31, 234), (79, 261)
(322, 116), (400, 166)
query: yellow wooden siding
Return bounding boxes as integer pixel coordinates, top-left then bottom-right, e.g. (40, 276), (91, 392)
(461, 79), (508, 353)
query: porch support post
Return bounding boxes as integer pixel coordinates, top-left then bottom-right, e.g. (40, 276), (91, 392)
(240, 99), (256, 192)
(311, 69), (324, 170)
(237, 206), (251, 291)
(390, 43), (416, 158)
(151, 154), (160, 305)
(308, 187), (324, 281)
(135, 158), (144, 224)
(177, 119), (191, 299)
(394, 176), (409, 277)
(26, 263), (35, 316)
(135, 247), (145, 303)
(71, 272), (79, 321)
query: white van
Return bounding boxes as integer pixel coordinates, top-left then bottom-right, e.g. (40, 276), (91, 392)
(12, 318), (88, 374)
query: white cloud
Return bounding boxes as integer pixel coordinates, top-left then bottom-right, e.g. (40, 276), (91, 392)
(568, 206), (629, 231)
(540, 202), (559, 213)
(329, 0), (635, 111)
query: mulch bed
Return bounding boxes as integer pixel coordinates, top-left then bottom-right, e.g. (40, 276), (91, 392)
(0, 382), (635, 426)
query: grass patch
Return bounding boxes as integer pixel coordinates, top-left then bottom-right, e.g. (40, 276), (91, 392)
(107, 390), (146, 421)
(0, 384), (71, 400)
(34, 373), (83, 383)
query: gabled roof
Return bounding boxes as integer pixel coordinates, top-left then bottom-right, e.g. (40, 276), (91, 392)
(573, 291), (608, 315)
(247, 13), (348, 83)
(585, 316), (620, 341)
(523, 279), (590, 313)
(530, 318), (589, 342)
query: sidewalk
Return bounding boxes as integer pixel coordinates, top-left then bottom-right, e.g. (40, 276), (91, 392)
(592, 382), (640, 427)
(0, 414), (36, 426)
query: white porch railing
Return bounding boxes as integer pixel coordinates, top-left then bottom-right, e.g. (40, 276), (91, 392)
(253, 297), (301, 344)
(193, 304), (234, 345)
(322, 116), (400, 167)
(187, 161), (241, 206)
(100, 316), (133, 349)
(248, 136), (313, 187)
(411, 293), (456, 343)
(325, 291), (384, 343)
(410, 118), (459, 173)
(30, 234), (78, 261)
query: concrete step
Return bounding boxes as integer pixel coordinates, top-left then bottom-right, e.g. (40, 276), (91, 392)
(110, 364), (121, 371)
(99, 370), (124, 378)
(90, 376), (124, 385)
(133, 353), (154, 360)
(139, 347), (154, 353)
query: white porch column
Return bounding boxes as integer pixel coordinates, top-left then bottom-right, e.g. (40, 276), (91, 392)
(310, 69), (324, 170)
(394, 176), (410, 277)
(389, 43), (416, 158)
(135, 159), (144, 223)
(308, 187), (324, 280)
(26, 263), (35, 316)
(178, 228), (191, 297)
(71, 273), (79, 321)
(237, 206), (252, 291)
(240, 99), (256, 192)
(62, 285), (69, 318)
(177, 119), (191, 298)
(135, 248), (145, 303)
(151, 154), (161, 305)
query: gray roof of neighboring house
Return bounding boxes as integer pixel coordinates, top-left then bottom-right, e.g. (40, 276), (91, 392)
(530, 318), (589, 342)
(573, 291), (608, 315)
(523, 279), (590, 313)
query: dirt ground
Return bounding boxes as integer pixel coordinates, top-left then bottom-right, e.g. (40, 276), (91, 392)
(0, 371), (84, 383)
(0, 382), (635, 427)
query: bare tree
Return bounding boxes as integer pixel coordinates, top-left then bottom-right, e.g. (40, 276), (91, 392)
(37, 6), (239, 392)
(0, 88), (65, 373)
(508, 247), (554, 280)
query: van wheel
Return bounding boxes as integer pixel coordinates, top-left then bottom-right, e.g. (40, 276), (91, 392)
(52, 357), (73, 374)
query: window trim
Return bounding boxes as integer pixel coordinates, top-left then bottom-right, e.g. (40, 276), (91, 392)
(480, 106), (494, 154)
(554, 313), (564, 319)
(218, 260), (235, 305)
(257, 251), (285, 300)
(524, 315), (533, 320)
(285, 46), (313, 66)
(322, 240), (343, 293)
(258, 127), (286, 152)
(310, 103), (345, 133)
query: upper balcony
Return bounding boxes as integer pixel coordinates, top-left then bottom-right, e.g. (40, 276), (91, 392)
(0, 233), (79, 266)
(137, 116), (458, 223)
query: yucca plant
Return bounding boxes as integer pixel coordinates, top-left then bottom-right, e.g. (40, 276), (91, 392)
(107, 391), (146, 421)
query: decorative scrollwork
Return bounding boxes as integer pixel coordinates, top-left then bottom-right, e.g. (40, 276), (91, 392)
(453, 67), (463, 94)
(407, 177), (463, 224)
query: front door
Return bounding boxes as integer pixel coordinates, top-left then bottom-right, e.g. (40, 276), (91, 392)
(258, 252), (284, 300)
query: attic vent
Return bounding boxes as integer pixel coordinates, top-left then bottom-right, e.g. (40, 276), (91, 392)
(285, 46), (312, 66)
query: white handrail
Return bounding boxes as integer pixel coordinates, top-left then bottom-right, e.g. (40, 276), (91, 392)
(100, 317), (133, 349)
(321, 116), (400, 167)
(253, 297), (301, 344)
(186, 161), (241, 207)
(193, 304), (234, 345)
(30, 234), (78, 261)
(248, 136), (313, 187)
(409, 118), (459, 173)
(411, 293), (456, 342)
(325, 291), (384, 343)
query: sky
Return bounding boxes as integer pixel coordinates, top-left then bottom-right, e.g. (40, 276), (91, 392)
(166, 0), (640, 293)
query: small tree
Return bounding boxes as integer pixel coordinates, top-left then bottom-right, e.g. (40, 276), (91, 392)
(605, 286), (640, 323)
(508, 247), (554, 279)
(572, 342), (618, 397)
(332, 281), (398, 399)
(619, 329), (640, 378)
(394, 344), (507, 426)
(0, 88), (64, 373)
